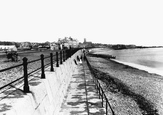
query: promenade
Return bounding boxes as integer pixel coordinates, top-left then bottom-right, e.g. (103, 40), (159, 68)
(58, 61), (106, 115)
(0, 50), (109, 115)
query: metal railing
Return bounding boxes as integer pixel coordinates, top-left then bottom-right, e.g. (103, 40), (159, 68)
(84, 54), (115, 115)
(0, 48), (80, 93)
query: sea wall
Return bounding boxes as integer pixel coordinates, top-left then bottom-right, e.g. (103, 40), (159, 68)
(0, 50), (83, 115)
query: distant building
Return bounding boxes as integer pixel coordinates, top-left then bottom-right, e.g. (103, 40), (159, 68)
(82, 38), (93, 48)
(30, 42), (39, 47)
(50, 42), (59, 50)
(58, 37), (79, 49)
(84, 38), (86, 43)
(78, 42), (85, 48)
(19, 42), (32, 50)
(0, 45), (17, 51)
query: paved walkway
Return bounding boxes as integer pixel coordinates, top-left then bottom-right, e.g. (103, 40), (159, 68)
(58, 62), (106, 115)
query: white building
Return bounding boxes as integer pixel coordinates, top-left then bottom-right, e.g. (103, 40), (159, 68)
(58, 37), (79, 49)
(0, 45), (17, 51)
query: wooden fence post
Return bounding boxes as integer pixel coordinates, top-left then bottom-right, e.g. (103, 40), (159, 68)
(41, 54), (45, 79)
(23, 57), (30, 93)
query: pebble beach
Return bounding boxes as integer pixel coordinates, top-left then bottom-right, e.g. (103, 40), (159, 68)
(87, 48), (163, 115)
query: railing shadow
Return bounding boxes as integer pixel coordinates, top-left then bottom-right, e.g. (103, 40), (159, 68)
(0, 87), (25, 112)
(0, 103), (12, 112)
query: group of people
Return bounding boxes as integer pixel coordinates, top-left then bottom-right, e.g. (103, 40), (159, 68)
(5, 50), (18, 62)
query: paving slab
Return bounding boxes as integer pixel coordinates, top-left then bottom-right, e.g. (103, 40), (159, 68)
(58, 62), (105, 115)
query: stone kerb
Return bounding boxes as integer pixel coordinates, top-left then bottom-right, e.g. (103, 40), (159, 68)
(0, 50), (83, 115)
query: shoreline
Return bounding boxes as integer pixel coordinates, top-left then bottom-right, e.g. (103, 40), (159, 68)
(111, 59), (163, 77)
(89, 47), (163, 77)
(87, 54), (163, 115)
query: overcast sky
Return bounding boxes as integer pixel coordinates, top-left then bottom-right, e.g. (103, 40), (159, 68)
(0, 0), (163, 46)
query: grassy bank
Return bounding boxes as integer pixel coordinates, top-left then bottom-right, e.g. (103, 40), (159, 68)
(87, 54), (163, 115)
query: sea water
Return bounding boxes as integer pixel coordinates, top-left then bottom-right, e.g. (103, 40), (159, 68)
(90, 47), (163, 76)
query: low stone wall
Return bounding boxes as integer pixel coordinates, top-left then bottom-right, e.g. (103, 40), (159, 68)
(0, 50), (83, 115)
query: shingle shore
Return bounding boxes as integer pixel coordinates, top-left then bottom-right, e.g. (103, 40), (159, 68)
(87, 55), (163, 115)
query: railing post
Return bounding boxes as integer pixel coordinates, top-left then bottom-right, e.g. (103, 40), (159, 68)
(63, 50), (66, 62)
(84, 52), (86, 61)
(106, 99), (108, 115)
(65, 49), (68, 60)
(67, 49), (70, 58)
(69, 49), (72, 57)
(56, 52), (59, 67)
(98, 83), (101, 99)
(50, 53), (54, 72)
(60, 50), (62, 64)
(23, 57), (30, 93)
(41, 54), (45, 79)
(62, 50), (64, 62)
(101, 92), (104, 107)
